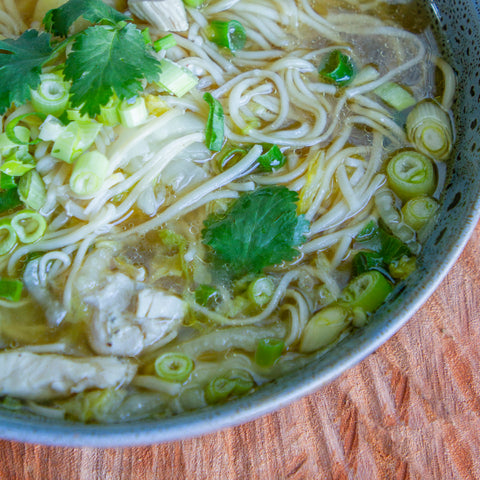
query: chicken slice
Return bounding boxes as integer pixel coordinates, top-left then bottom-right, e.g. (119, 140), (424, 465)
(128, 0), (189, 31)
(85, 276), (186, 357)
(0, 351), (137, 401)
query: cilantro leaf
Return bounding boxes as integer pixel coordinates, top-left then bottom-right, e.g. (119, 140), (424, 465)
(202, 186), (309, 278)
(43, 0), (130, 37)
(0, 30), (53, 114)
(64, 23), (161, 116)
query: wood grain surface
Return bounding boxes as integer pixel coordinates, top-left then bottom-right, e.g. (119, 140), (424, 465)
(0, 221), (479, 480)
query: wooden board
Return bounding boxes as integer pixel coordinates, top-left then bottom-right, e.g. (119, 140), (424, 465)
(1, 221), (479, 480)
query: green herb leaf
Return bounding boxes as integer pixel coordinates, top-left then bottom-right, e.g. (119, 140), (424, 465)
(64, 23), (161, 116)
(43, 0), (130, 37)
(0, 189), (22, 213)
(0, 30), (53, 114)
(203, 92), (224, 151)
(202, 186), (309, 278)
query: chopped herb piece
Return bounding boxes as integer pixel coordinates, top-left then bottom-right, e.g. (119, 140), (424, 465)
(203, 92), (224, 151)
(0, 30), (53, 114)
(202, 186), (309, 278)
(64, 23), (161, 116)
(43, 0), (130, 37)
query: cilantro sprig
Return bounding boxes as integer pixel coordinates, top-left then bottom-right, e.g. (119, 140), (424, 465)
(202, 186), (310, 279)
(0, 0), (161, 116)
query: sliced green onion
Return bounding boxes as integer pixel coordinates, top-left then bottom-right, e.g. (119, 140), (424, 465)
(0, 189), (22, 213)
(39, 115), (66, 142)
(203, 92), (224, 151)
(257, 145), (286, 172)
(70, 151), (109, 197)
(118, 96), (148, 128)
(0, 219), (17, 256)
(255, 337), (284, 367)
(183, 0), (204, 6)
(299, 304), (349, 353)
(247, 276), (275, 306)
(66, 109), (90, 122)
(5, 112), (46, 145)
(141, 27), (151, 45)
(153, 34), (177, 52)
(374, 81), (416, 111)
(195, 284), (220, 307)
(0, 150), (35, 177)
(0, 278), (23, 302)
(340, 271), (392, 313)
(402, 196), (439, 231)
(98, 97), (120, 127)
(351, 65), (379, 86)
(1, 126), (30, 150)
(319, 50), (356, 87)
(0, 173), (17, 190)
(30, 73), (70, 117)
(352, 307), (368, 328)
(406, 101), (453, 161)
(157, 59), (199, 98)
(387, 151), (436, 201)
(205, 377), (236, 404)
(216, 143), (247, 170)
(154, 353), (194, 383)
(51, 120), (101, 163)
(225, 369), (254, 395)
(207, 20), (247, 52)
(389, 255), (416, 280)
(11, 210), (47, 244)
(18, 170), (46, 211)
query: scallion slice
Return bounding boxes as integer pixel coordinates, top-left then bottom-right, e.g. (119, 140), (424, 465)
(386, 151), (436, 201)
(247, 276), (275, 306)
(0, 150), (35, 177)
(340, 271), (392, 313)
(0, 220), (17, 256)
(319, 50), (356, 87)
(208, 20), (246, 51)
(153, 34), (177, 52)
(30, 73), (70, 117)
(406, 101), (453, 161)
(0, 278), (23, 302)
(255, 338), (284, 367)
(70, 151), (109, 197)
(141, 27), (151, 45)
(374, 81), (416, 111)
(98, 97), (120, 127)
(155, 353), (194, 383)
(118, 96), (148, 128)
(5, 112), (46, 145)
(51, 120), (101, 163)
(401, 196), (439, 231)
(299, 304), (349, 353)
(225, 369), (254, 395)
(11, 210), (47, 244)
(156, 59), (199, 98)
(203, 92), (224, 151)
(39, 115), (66, 142)
(18, 170), (46, 211)
(205, 377), (236, 404)
(257, 145), (286, 172)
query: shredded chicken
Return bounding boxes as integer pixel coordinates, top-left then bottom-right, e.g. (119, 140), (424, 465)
(0, 351), (136, 401)
(128, 0), (189, 31)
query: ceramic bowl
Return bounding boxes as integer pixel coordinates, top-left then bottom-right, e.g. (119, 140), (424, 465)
(1, 0), (480, 446)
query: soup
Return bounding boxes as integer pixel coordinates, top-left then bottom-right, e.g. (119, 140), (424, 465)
(0, 0), (454, 422)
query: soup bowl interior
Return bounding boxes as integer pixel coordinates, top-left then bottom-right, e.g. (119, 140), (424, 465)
(1, 0), (480, 447)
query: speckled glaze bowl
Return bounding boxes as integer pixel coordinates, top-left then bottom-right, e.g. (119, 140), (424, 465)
(2, 0), (480, 447)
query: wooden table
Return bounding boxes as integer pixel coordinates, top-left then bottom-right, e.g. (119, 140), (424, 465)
(1, 222), (479, 480)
